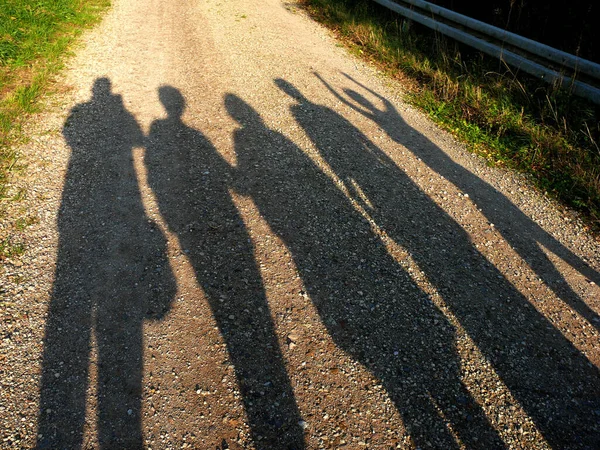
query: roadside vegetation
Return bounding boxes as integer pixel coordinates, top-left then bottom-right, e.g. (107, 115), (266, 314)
(299, 0), (600, 229)
(0, 0), (110, 259)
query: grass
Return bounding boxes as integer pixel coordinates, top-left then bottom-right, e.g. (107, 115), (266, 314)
(0, 237), (25, 259)
(299, 0), (600, 229)
(0, 0), (110, 260)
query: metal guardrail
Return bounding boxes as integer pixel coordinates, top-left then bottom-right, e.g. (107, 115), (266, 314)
(371, 0), (600, 105)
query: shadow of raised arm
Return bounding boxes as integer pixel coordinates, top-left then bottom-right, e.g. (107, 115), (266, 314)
(322, 71), (600, 331)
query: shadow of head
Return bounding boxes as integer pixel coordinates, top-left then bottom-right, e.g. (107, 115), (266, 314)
(92, 77), (112, 98)
(275, 78), (306, 103)
(159, 85), (186, 119)
(225, 93), (263, 126)
(344, 88), (376, 112)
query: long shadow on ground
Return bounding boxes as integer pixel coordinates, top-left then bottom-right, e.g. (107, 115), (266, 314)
(37, 75), (600, 449)
(145, 86), (304, 450)
(37, 78), (176, 449)
(226, 92), (504, 449)
(277, 76), (600, 449)
(325, 72), (600, 333)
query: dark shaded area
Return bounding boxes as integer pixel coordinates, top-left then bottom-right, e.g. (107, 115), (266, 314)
(427, 0), (598, 63)
(280, 75), (600, 448)
(37, 78), (176, 448)
(37, 75), (600, 449)
(227, 93), (504, 449)
(145, 86), (304, 450)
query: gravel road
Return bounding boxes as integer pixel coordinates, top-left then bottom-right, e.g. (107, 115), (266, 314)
(1, 0), (600, 448)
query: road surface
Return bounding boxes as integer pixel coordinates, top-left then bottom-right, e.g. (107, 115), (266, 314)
(1, 0), (600, 448)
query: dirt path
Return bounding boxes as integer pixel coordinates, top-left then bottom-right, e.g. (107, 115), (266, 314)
(1, 0), (600, 448)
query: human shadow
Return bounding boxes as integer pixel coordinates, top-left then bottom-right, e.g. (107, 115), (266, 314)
(37, 78), (176, 448)
(145, 86), (304, 449)
(226, 93), (505, 449)
(323, 72), (600, 332)
(280, 76), (600, 448)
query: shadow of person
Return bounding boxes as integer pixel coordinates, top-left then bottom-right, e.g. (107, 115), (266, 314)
(145, 86), (304, 449)
(281, 76), (600, 448)
(226, 93), (504, 449)
(37, 78), (176, 449)
(324, 72), (600, 332)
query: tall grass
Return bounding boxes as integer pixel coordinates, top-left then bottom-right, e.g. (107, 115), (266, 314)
(300, 0), (600, 228)
(0, 0), (110, 258)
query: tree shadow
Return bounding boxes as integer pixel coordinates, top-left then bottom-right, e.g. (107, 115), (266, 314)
(226, 93), (505, 449)
(37, 78), (176, 448)
(282, 75), (600, 448)
(145, 86), (304, 449)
